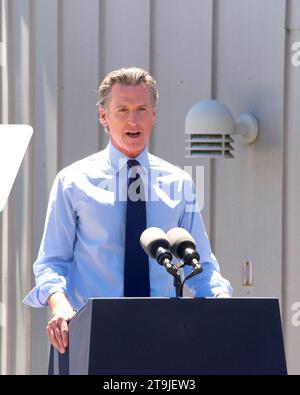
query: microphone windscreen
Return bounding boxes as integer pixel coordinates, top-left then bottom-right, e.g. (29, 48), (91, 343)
(140, 227), (170, 258)
(166, 227), (196, 258)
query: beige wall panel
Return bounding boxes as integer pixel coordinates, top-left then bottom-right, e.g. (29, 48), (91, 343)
(213, 0), (285, 298)
(1, 0), (12, 374)
(100, 0), (150, 74)
(287, 0), (300, 29)
(0, 0), (33, 374)
(150, 0), (213, 233)
(30, 0), (60, 375)
(29, 0), (100, 374)
(283, 4), (300, 374)
(9, 0), (32, 374)
(99, 0), (150, 149)
(60, 0), (100, 168)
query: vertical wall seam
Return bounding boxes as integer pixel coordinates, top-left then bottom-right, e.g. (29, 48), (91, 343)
(57, 0), (63, 172)
(0, 0), (3, 121)
(97, 0), (102, 151)
(281, 0), (291, 343)
(26, 0), (35, 375)
(97, 1), (103, 151)
(2, 0), (13, 374)
(98, 0), (106, 151)
(148, 0), (153, 154)
(210, 0), (219, 251)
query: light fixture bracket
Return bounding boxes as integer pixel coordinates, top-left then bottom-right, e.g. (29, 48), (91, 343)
(234, 113), (259, 144)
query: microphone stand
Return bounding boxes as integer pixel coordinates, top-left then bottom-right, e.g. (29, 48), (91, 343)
(173, 260), (203, 297)
(155, 247), (183, 297)
(173, 275), (182, 297)
(163, 261), (182, 297)
(150, 246), (203, 297)
(179, 264), (203, 297)
(173, 261), (184, 297)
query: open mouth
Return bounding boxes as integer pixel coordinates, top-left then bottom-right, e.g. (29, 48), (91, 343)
(126, 132), (141, 137)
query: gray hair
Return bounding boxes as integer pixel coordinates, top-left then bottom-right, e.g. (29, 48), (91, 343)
(98, 67), (159, 109)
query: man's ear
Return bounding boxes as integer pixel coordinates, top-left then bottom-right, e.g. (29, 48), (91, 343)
(99, 107), (109, 129)
(152, 108), (156, 125)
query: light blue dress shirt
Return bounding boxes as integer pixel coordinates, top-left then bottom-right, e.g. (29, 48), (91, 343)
(23, 141), (233, 311)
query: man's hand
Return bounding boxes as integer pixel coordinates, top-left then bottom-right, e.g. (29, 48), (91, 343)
(46, 292), (76, 354)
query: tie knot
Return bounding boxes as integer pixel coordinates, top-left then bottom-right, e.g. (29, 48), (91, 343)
(127, 159), (140, 169)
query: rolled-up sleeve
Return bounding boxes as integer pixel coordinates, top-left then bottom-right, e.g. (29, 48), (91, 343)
(179, 176), (233, 297)
(23, 172), (76, 307)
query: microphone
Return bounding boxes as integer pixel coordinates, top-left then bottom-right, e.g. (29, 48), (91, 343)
(140, 227), (178, 277)
(166, 227), (202, 272)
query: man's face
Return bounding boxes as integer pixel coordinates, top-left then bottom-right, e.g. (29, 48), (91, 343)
(99, 83), (156, 157)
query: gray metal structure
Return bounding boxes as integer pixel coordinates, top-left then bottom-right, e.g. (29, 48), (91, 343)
(0, 0), (299, 374)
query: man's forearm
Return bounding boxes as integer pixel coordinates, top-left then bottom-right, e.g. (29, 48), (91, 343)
(47, 291), (74, 315)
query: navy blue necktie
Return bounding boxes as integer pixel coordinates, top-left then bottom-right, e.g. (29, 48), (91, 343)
(124, 159), (150, 297)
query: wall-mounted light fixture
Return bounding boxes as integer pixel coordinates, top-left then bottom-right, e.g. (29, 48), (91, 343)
(185, 99), (259, 158)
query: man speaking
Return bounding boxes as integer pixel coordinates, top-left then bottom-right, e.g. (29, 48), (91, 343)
(23, 67), (233, 354)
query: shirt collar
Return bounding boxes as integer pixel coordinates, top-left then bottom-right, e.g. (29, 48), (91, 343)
(105, 140), (150, 174)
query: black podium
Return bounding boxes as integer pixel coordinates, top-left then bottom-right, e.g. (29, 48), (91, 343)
(49, 297), (287, 375)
